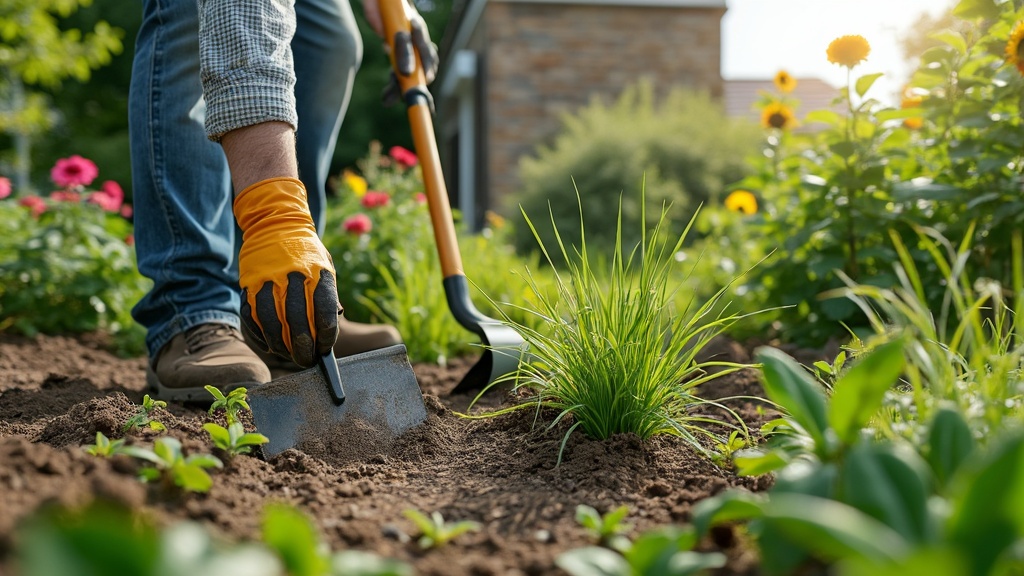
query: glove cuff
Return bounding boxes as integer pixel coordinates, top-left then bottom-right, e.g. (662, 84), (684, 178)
(233, 177), (310, 233)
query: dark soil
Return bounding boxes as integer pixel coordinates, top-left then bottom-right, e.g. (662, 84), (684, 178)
(0, 332), (813, 575)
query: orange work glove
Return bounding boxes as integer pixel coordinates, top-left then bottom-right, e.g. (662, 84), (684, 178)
(234, 177), (340, 368)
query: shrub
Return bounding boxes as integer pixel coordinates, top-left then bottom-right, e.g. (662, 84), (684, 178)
(0, 161), (148, 354)
(513, 80), (761, 258)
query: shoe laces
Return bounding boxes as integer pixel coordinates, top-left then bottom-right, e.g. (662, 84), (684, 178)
(184, 323), (240, 354)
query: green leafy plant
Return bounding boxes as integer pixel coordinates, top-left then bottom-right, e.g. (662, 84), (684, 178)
(123, 394), (167, 433)
(203, 422), (269, 457)
(401, 509), (481, 550)
(575, 504), (633, 552)
(487, 186), (760, 464)
(130, 437), (222, 494)
(83, 431), (133, 458)
(205, 385), (251, 426)
(557, 525), (726, 576)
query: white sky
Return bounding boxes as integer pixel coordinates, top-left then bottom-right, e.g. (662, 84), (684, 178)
(722, 0), (956, 103)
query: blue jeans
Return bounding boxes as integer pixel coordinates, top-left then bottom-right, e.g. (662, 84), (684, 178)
(128, 0), (362, 357)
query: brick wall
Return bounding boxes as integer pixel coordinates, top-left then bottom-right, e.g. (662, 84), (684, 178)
(483, 1), (725, 208)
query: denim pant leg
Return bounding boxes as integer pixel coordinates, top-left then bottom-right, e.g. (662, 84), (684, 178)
(128, 0), (240, 357)
(293, 0), (363, 233)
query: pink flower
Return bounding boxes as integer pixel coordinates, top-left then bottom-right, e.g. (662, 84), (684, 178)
(414, 192), (427, 204)
(0, 177), (11, 200)
(49, 190), (82, 203)
(50, 155), (99, 188)
(388, 146), (418, 168)
(120, 204), (134, 219)
(18, 196), (46, 218)
(89, 181), (124, 212)
(360, 190), (391, 209)
(342, 214), (373, 235)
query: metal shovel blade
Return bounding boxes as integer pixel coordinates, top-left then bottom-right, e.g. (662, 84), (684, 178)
(249, 344), (426, 458)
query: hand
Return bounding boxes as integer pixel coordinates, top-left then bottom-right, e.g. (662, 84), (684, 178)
(364, 0), (439, 106)
(233, 177), (341, 368)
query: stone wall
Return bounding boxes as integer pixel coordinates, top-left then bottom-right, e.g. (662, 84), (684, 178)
(482, 1), (725, 208)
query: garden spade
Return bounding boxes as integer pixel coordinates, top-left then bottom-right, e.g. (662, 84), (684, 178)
(380, 0), (527, 395)
(248, 345), (427, 457)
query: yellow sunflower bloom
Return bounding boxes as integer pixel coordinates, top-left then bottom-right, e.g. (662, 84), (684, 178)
(901, 93), (924, 130)
(827, 35), (871, 68)
(1005, 21), (1024, 74)
(761, 102), (797, 131)
(342, 169), (368, 197)
(774, 70), (797, 93)
(724, 190), (758, 215)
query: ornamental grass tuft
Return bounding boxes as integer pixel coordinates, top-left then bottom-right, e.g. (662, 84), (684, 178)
(489, 182), (761, 462)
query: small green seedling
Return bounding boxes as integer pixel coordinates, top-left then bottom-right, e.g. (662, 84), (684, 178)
(711, 431), (748, 467)
(205, 385), (251, 425)
(203, 422), (269, 457)
(558, 525), (725, 576)
(84, 431), (134, 458)
(123, 394), (167, 432)
(402, 509), (481, 550)
(575, 504), (633, 552)
(131, 437), (223, 493)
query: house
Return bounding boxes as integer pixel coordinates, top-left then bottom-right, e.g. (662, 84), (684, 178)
(435, 0), (727, 230)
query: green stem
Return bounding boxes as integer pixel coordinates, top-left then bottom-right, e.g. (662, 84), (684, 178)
(844, 67), (859, 280)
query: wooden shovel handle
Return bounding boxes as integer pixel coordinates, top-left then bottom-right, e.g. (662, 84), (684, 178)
(379, 0), (464, 278)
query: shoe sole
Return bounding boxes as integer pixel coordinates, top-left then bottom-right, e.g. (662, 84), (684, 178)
(146, 365), (263, 403)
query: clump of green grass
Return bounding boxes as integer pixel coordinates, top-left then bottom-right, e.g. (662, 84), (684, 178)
(485, 183), (761, 462)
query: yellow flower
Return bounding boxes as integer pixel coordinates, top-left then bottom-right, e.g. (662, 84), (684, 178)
(1005, 21), (1024, 74)
(827, 35), (871, 68)
(774, 70), (797, 93)
(485, 210), (505, 229)
(901, 92), (924, 130)
(342, 169), (367, 197)
(761, 102), (797, 131)
(724, 190), (757, 215)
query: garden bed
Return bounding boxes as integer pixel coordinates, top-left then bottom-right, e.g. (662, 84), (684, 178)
(0, 332), (793, 575)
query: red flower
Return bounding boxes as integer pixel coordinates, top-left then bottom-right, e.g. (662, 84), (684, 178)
(51, 155), (99, 188)
(388, 146), (418, 168)
(18, 196), (46, 218)
(360, 190), (391, 208)
(342, 214), (373, 235)
(0, 177), (10, 200)
(414, 192), (427, 204)
(125, 234), (135, 247)
(120, 204), (134, 219)
(49, 191), (81, 203)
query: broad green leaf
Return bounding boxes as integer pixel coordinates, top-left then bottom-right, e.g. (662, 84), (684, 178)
(828, 338), (906, 446)
(953, 0), (1000, 20)
(238, 433), (269, 446)
(665, 551), (727, 575)
(263, 504), (330, 576)
(925, 407), (975, 490)
(829, 141), (858, 159)
(690, 490), (765, 536)
(756, 347), (830, 451)
(839, 548), (969, 576)
(840, 443), (932, 543)
(761, 494), (910, 563)
(805, 110), (843, 126)
(772, 461), (838, 498)
(875, 108), (927, 122)
(203, 423), (230, 446)
(174, 465), (213, 493)
(627, 526), (699, 575)
(946, 433), (1024, 576)
(185, 454), (223, 469)
(928, 29), (967, 55)
(556, 547), (629, 576)
(855, 73), (884, 98)
(734, 448), (789, 477)
(153, 437), (180, 464)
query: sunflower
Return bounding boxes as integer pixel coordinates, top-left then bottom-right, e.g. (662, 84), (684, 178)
(901, 93), (924, 130)
(774, 70), (797, 93)
(724, 190), (758, 215)
(827, 35), (871, 68)
(1005, 21), (1024, 74)
(761, 102), (797, 131)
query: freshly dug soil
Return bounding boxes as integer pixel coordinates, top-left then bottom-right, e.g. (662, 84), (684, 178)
(0, 332), (803, 575)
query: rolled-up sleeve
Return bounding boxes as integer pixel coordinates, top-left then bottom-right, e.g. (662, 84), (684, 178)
(198, 0), (298, 141)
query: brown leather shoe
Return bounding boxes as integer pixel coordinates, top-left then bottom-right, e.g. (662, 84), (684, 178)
(249, 316), (403, 378)
(147, 323), (272, 402)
